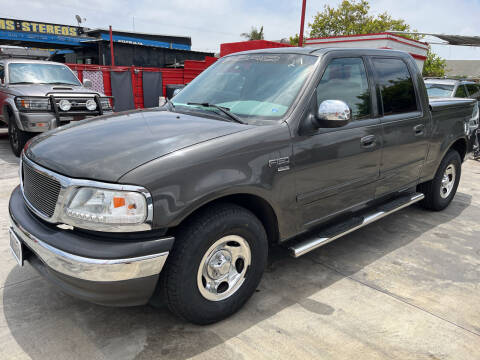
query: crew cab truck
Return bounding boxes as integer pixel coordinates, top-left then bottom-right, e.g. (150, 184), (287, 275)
(8, 48), (475, 324)
(0, 59), (113, 156)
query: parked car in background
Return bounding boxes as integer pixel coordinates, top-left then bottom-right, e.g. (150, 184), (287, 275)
(424, 77), (479, 157)
(424, 78), (480, 100)
(9, 48), (476, 324)
(0, 59), (113, 156)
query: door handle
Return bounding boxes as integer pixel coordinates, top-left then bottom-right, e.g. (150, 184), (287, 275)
(413, 124), (425, 136)
(360, 135), (377, 148)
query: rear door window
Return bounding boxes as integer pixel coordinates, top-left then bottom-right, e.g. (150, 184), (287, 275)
(455, 85), (468, 98)
(372, 58), (418, 116)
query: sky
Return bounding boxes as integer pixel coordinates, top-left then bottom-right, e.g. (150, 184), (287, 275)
(2, 0), (480, 59)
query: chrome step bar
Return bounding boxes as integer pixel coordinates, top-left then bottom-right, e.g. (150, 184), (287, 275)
(289, 193), (425, 258)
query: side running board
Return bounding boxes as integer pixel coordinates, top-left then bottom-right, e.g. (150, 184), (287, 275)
(289, 193), (425, 258)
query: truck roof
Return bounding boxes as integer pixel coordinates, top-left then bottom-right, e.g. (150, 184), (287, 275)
(226, 46), (414, 59)
(424, 78), (476, 85)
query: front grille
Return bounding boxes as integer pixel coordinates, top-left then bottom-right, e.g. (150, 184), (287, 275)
(22, 161), (61, 218)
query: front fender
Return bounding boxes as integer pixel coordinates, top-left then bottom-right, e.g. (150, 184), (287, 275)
(119, 123), (297, 240)
(3, 98), (23, 130)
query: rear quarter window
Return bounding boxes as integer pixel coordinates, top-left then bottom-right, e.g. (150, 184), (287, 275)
(466, 84), (480, 100)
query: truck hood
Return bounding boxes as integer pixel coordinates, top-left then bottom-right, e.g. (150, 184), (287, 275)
(8, 84), (102, 96)
(25, 109), (251, 182)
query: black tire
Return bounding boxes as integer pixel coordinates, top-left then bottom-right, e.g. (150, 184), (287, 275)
(159, 203), (268, 325)
(418, 150), (461, 211)
(8, 118), (32, 157)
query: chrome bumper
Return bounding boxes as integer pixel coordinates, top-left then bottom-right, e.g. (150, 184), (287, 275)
(10, 217), (170, 282)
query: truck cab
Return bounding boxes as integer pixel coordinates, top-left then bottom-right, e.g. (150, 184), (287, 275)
(0, 59), (113, 156)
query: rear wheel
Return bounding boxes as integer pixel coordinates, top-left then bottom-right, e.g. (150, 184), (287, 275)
(8, 118), (32, 157)
(418, 150), (461, 211)
(159, 203), (268, 324)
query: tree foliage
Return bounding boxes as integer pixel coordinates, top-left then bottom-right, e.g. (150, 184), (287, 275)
(309, 0), (412, 38)
(422, 49), (447, 77)
(289, 33), (300, 46)
(305, 0), (447, 77)
(240, 26), (264, 41)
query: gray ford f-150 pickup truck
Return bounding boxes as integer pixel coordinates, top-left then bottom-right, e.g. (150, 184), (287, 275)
(8, 48), (476, 324)
(0, 59), (113, 156)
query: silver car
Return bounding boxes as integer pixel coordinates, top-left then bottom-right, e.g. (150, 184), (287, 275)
(425, 78), (480, 151)
(0, 59), (113, 156)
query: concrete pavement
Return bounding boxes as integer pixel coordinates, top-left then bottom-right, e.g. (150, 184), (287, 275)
(0, 130), (479, 359)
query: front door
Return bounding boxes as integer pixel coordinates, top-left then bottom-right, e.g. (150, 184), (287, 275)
(293, 57), (382, 229)
(370, 57), (429, 197)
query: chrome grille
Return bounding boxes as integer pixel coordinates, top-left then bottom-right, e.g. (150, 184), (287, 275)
(22, 161), (61, 218)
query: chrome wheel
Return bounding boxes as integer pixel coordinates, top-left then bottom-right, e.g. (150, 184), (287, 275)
(440, 164), (456, 199)
(197, 235), (251, 301)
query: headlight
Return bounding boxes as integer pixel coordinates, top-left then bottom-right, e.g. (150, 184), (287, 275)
(15, 97), (51, 111)
(64, 187), (147, 226)
(58, 99), (71, 111)
(86, 99), (97, 111)
(99, 97), (113, 111)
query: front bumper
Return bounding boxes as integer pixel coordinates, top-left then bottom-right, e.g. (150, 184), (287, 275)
(9, 186), (174, 306)
(18, 112), (109, 132)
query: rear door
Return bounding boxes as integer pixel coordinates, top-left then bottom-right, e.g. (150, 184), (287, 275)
(293, 56), (382, 228)
(371, 57), (429, 197)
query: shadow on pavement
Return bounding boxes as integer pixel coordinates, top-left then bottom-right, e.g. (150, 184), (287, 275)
(2, 188), (472, 359)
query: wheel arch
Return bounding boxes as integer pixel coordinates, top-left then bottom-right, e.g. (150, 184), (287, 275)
(2, 103), (14, 123)
(448, 137), (467, 162)
(173, 192), (280, 245)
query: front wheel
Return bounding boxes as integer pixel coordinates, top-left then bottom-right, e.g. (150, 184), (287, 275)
(159, 203), (268, 324)
(418, 150), (461, 211)
(8, 120), (33, 157)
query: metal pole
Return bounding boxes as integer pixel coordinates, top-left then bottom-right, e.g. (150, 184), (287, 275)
(298, 0), (306, 47)
(109, 25), (115, 66)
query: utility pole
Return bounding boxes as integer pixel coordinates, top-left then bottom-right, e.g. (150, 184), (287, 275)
(109, 25), (115, 66)
(298, 0), (306, 47)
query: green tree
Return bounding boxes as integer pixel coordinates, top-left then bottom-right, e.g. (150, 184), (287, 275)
(240, 26), (264, 41)
(422, 49), (447, 77)
(308, 0), (412, 38)
(289, 33), (300, 46)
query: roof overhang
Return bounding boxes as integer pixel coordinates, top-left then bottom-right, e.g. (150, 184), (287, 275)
(390, 31), (480, 47)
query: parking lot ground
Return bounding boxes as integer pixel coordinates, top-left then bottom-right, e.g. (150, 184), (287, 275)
(0, 132), (479, 360)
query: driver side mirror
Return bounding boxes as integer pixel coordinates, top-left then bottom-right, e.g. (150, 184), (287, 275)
(83, 78), (93, 88)
(314, 100), (351, 128)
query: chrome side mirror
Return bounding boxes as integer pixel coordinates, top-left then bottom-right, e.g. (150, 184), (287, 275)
(83, 78), (93, 88)
(315, 100), (351, 128)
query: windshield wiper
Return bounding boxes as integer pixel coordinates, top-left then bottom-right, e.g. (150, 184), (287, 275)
(187, 102), (245, 124)
(10, 81), (37, 85)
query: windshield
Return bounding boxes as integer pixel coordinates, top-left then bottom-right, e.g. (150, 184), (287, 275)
(172, 53), (317, 120)
(425, 83), (454, 98)
(8, 63), (81, 86)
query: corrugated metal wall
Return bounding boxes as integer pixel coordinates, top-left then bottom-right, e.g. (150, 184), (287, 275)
(67, 56), (217, 109)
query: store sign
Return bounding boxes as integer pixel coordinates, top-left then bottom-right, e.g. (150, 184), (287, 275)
(0, 18), (80, 36)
